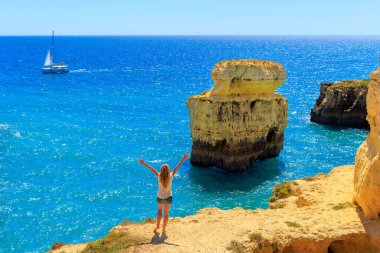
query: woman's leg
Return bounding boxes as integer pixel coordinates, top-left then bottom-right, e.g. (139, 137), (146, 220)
(162, 203), (171, 234)
(154, 202), (163, 233)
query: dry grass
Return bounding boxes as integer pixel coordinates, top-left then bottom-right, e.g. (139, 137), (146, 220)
(285, 221), (301, 228)
(332, 202), (355, 210)
(248, 232), (264, 249)
(81, 231), (143, 253)
(331, 80), (370, 88)
(226, 240), (246, 253)
(120, 217), (156, 226)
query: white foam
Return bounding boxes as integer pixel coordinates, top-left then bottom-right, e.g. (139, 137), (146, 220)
(71, 68), (89, 73)
(0, 124), (9, 130)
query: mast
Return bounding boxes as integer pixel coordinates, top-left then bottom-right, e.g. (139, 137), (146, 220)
(51, 30), (54, 62)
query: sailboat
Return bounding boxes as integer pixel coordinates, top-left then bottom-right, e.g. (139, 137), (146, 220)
(42, 31), (69, 74)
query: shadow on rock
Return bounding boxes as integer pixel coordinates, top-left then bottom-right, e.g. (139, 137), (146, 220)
(150, 232), (179, 246)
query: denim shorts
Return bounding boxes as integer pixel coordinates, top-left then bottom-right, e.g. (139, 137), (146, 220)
(156, 196), (173, 204)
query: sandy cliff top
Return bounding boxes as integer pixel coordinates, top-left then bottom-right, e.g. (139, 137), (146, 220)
(49, 165), (380, 253)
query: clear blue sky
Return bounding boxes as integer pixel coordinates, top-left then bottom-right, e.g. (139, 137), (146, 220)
(1, 0), (379, 35)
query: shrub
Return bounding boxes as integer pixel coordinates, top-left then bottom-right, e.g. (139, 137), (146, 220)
(226, 240), (246, 253)
(81, 231), (143, 253)
(270, 181), (293, 202)
(248, 232), (264, 249)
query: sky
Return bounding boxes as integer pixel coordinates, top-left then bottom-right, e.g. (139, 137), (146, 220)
(0, 0), (379, 35)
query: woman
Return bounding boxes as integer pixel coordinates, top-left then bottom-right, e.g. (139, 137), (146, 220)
(139, 154), (189, 234)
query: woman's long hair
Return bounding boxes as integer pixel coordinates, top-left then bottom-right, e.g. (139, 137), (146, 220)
(159, 164), (170, 188)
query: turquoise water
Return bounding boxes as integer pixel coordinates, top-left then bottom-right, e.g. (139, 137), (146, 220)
(1, 36), (379, 252)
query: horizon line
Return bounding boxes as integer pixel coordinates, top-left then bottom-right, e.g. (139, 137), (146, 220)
(1, 34), (380, 37)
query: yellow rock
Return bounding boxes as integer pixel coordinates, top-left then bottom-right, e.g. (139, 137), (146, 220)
(354, 68), (380, 220)
(187, 60), (288, 172)
(209, 60), (286, 96)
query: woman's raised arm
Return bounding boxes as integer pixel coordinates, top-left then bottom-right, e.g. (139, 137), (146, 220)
(172, 154), (189, 177)
(139, 159), (159, 177)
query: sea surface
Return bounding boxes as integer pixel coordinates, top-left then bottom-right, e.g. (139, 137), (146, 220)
(1, 36), (380, 252)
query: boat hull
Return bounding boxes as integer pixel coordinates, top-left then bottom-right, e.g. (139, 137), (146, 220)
(42, 67), (69, 74)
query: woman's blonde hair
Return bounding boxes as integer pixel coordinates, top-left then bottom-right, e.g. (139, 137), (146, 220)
(159, 164), (170, 188)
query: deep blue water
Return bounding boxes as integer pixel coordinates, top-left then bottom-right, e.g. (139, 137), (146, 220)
(1, 36), (379, 252)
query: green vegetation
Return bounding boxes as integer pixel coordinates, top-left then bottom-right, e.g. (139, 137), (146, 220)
(276, 203), (287, 208)
(269, 181), (293, 203)
(226, 240), (246, 253)
(331, 79), (370, 88)
(332, 202), (355, 210)
(285, 221), (301, 228)
(248, 232), (264, 249)
(81, 231), (144, 253)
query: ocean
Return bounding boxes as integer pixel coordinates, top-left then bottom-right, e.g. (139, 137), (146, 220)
(1, 36), (379, 252)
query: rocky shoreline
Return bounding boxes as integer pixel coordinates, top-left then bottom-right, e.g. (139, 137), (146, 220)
(310, 80), (369, 128)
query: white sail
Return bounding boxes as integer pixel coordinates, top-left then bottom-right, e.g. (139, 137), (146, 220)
(44, 49), (52, 66)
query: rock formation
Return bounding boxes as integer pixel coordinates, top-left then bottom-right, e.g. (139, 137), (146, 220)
(310, 80), (369, 128)
(187, 60), (288, 172)
(354, 69), (380, 220)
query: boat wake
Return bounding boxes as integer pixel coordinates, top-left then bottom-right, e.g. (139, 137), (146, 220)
(71, 68), (112, 73)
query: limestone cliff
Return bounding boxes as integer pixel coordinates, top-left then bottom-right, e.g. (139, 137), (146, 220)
(50, 166), (380, 253)
(310, 80), (369, 128)
(354, 69), (380, 220)
(187, 60), (288, 172)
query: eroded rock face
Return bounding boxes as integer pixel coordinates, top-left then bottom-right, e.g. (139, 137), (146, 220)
(354, 69), (380, 220)
(310, 80), (369, 128)
(187, 60), (287, 172)
(210, 60), (286, 96)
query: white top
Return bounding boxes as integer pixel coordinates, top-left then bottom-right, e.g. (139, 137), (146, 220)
(157, 174), (173, 199)
(44, 50), (52, 66)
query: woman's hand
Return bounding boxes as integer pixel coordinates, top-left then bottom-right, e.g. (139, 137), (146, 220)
(183, 154), (190, 160)
(138, 159), (145, 164)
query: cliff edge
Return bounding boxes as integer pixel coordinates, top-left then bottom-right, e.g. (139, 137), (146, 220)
(49, 165), (380, 253)
(187, 60), (288, 172)
(354, 69), (380, 219)
(310, 80), (369, 128)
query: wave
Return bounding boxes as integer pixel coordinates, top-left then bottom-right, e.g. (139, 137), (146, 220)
(70, 68), (90, 73)
(71, 68), (113, 73)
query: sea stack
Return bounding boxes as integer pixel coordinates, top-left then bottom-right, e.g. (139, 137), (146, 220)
(310, 80), (369, 128)
(354, 69), (380, 219)
(186, 60), (288, 172)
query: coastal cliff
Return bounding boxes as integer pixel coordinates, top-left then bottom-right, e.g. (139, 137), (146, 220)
(48, 68), (380, 253)
(187, 60), (288, 172)
(354, 69), (380, 219)
(310, 80), (369, 128)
